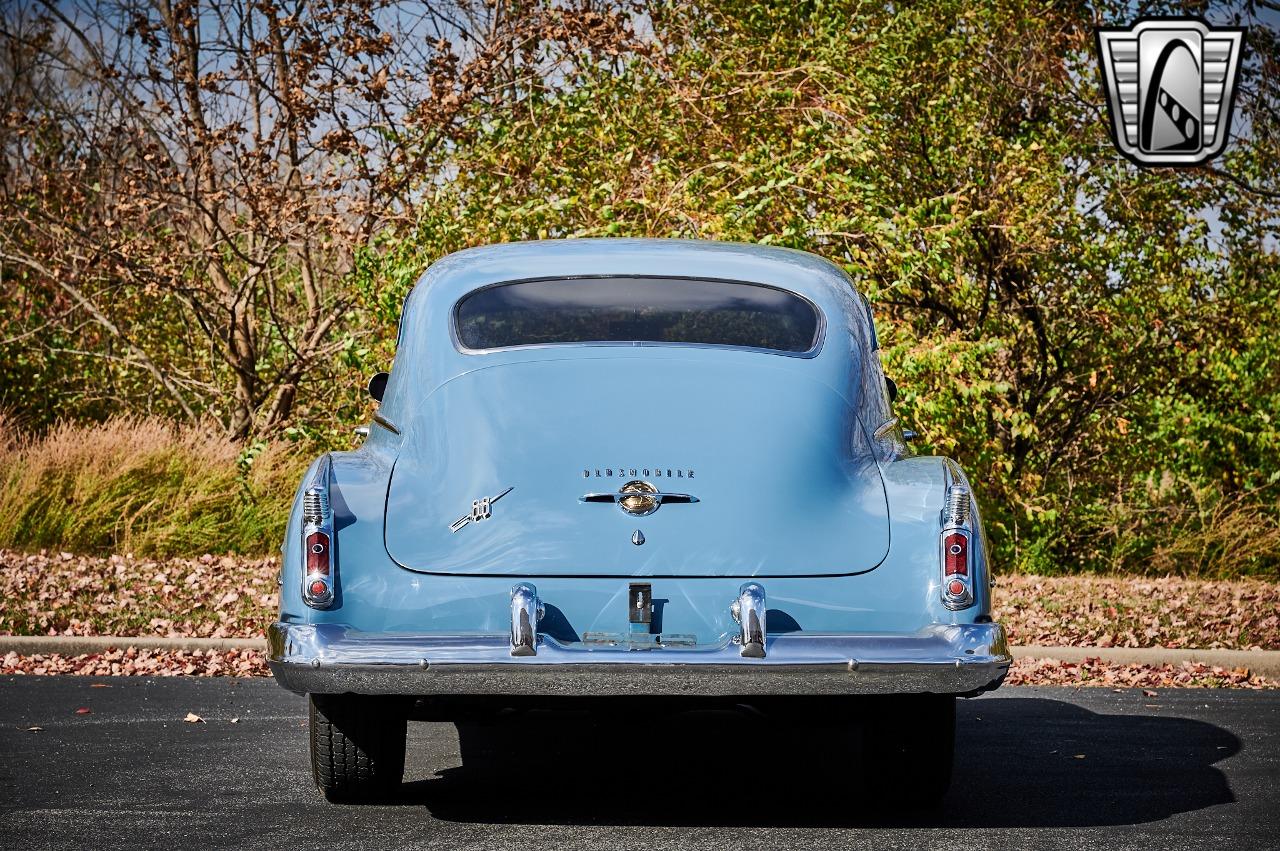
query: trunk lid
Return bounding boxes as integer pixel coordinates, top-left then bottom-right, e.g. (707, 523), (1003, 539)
(383, 357), (888, 577)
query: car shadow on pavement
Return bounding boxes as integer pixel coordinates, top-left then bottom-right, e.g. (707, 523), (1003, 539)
(395, 696), (1239, 828)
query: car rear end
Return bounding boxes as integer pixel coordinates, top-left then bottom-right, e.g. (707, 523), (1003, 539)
(267, 239), (1009, 802)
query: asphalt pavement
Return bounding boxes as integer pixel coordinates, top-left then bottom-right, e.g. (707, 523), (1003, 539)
(1, 677), (1277, 850)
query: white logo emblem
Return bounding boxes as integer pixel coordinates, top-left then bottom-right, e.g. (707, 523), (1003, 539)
(1096, 18), (1245, 166)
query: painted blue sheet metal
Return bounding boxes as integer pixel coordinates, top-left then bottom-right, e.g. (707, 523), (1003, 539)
(382, 356), (890, 577)
(279, 452), (990, 644)
(375, 238), (891, 578)
(277, 239), (992, 649)
(378, 238), (876, 422)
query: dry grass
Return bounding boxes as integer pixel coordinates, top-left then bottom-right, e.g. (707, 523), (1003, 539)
(0, 416), (306, 557)
(1094, 475), (1280, 577)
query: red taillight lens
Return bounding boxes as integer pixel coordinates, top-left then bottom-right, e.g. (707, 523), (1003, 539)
(306, 531), (330, 576)
(943, 532), (967, 575)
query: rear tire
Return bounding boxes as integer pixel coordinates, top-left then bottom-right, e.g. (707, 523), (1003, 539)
(309, 693), (408, 802)
(862, 694), (956, 807)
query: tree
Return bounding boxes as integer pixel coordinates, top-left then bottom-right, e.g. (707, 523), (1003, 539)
(356, 0), (1280, 574)
(1, 0), (642, 436)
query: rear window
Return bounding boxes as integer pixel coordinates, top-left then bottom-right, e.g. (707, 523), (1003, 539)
(455, 277), (821, 354)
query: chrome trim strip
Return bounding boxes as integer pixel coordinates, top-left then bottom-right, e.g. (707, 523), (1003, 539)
(943, 483), (971, 527)
(373, 414), (400, 435)
(267, 622), (1010, 697)
(872, 417), (899, 440)
(580, 493), (699, 504)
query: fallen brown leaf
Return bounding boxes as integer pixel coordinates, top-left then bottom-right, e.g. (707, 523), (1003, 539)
(4, 549), (1275, 651)
(996, 574), (1280, 651)
(1006, 656), (1277, 689)
(183, 712), (204, 723)
(0, 649), (269, 677)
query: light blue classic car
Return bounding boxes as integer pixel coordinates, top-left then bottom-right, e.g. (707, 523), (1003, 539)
(269, 238), (1009, 802)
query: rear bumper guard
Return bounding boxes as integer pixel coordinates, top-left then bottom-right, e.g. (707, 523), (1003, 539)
(267, 621), (1010, 698)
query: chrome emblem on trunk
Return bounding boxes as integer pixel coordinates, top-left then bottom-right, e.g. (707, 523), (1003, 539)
(449, 486), (513, 533)
(581, 480), (699, 516)
(619, 480), (660, 516)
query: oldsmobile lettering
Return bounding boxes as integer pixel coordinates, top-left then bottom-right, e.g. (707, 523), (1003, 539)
(583, 467), (694, 479)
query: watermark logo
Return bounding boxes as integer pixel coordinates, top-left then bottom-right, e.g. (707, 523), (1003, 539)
(1096, 18), (1245, 166)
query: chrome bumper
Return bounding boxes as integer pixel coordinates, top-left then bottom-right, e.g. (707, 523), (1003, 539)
(268, 622), (1010, 698)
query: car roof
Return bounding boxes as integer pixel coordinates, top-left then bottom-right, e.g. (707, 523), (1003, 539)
(407, 238), (862, 312)
(383, 239), (877, 410)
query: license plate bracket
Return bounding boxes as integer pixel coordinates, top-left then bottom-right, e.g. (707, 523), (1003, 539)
(628, 583), (653, 632)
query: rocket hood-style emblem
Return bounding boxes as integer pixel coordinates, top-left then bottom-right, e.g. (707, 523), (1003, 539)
(448, 486), (513, 533)
(1096, 18), (1245, 166)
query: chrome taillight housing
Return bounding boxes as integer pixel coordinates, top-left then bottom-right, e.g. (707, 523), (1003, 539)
(301, 456), (335, 609)
(941, 482), (974, 610)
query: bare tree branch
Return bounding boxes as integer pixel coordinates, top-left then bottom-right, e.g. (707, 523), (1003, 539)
(0, 250), (199, 422)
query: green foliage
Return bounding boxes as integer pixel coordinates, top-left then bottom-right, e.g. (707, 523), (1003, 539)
(347, 0), (1280, 576)
(3, 0), (1277, 574)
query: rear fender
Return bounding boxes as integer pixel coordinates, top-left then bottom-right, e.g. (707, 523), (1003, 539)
(879, 454), (993, 621)
(279, 446), (396, 623)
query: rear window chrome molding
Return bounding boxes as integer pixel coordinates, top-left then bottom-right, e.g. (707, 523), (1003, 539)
(448, 274), (827, 360)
